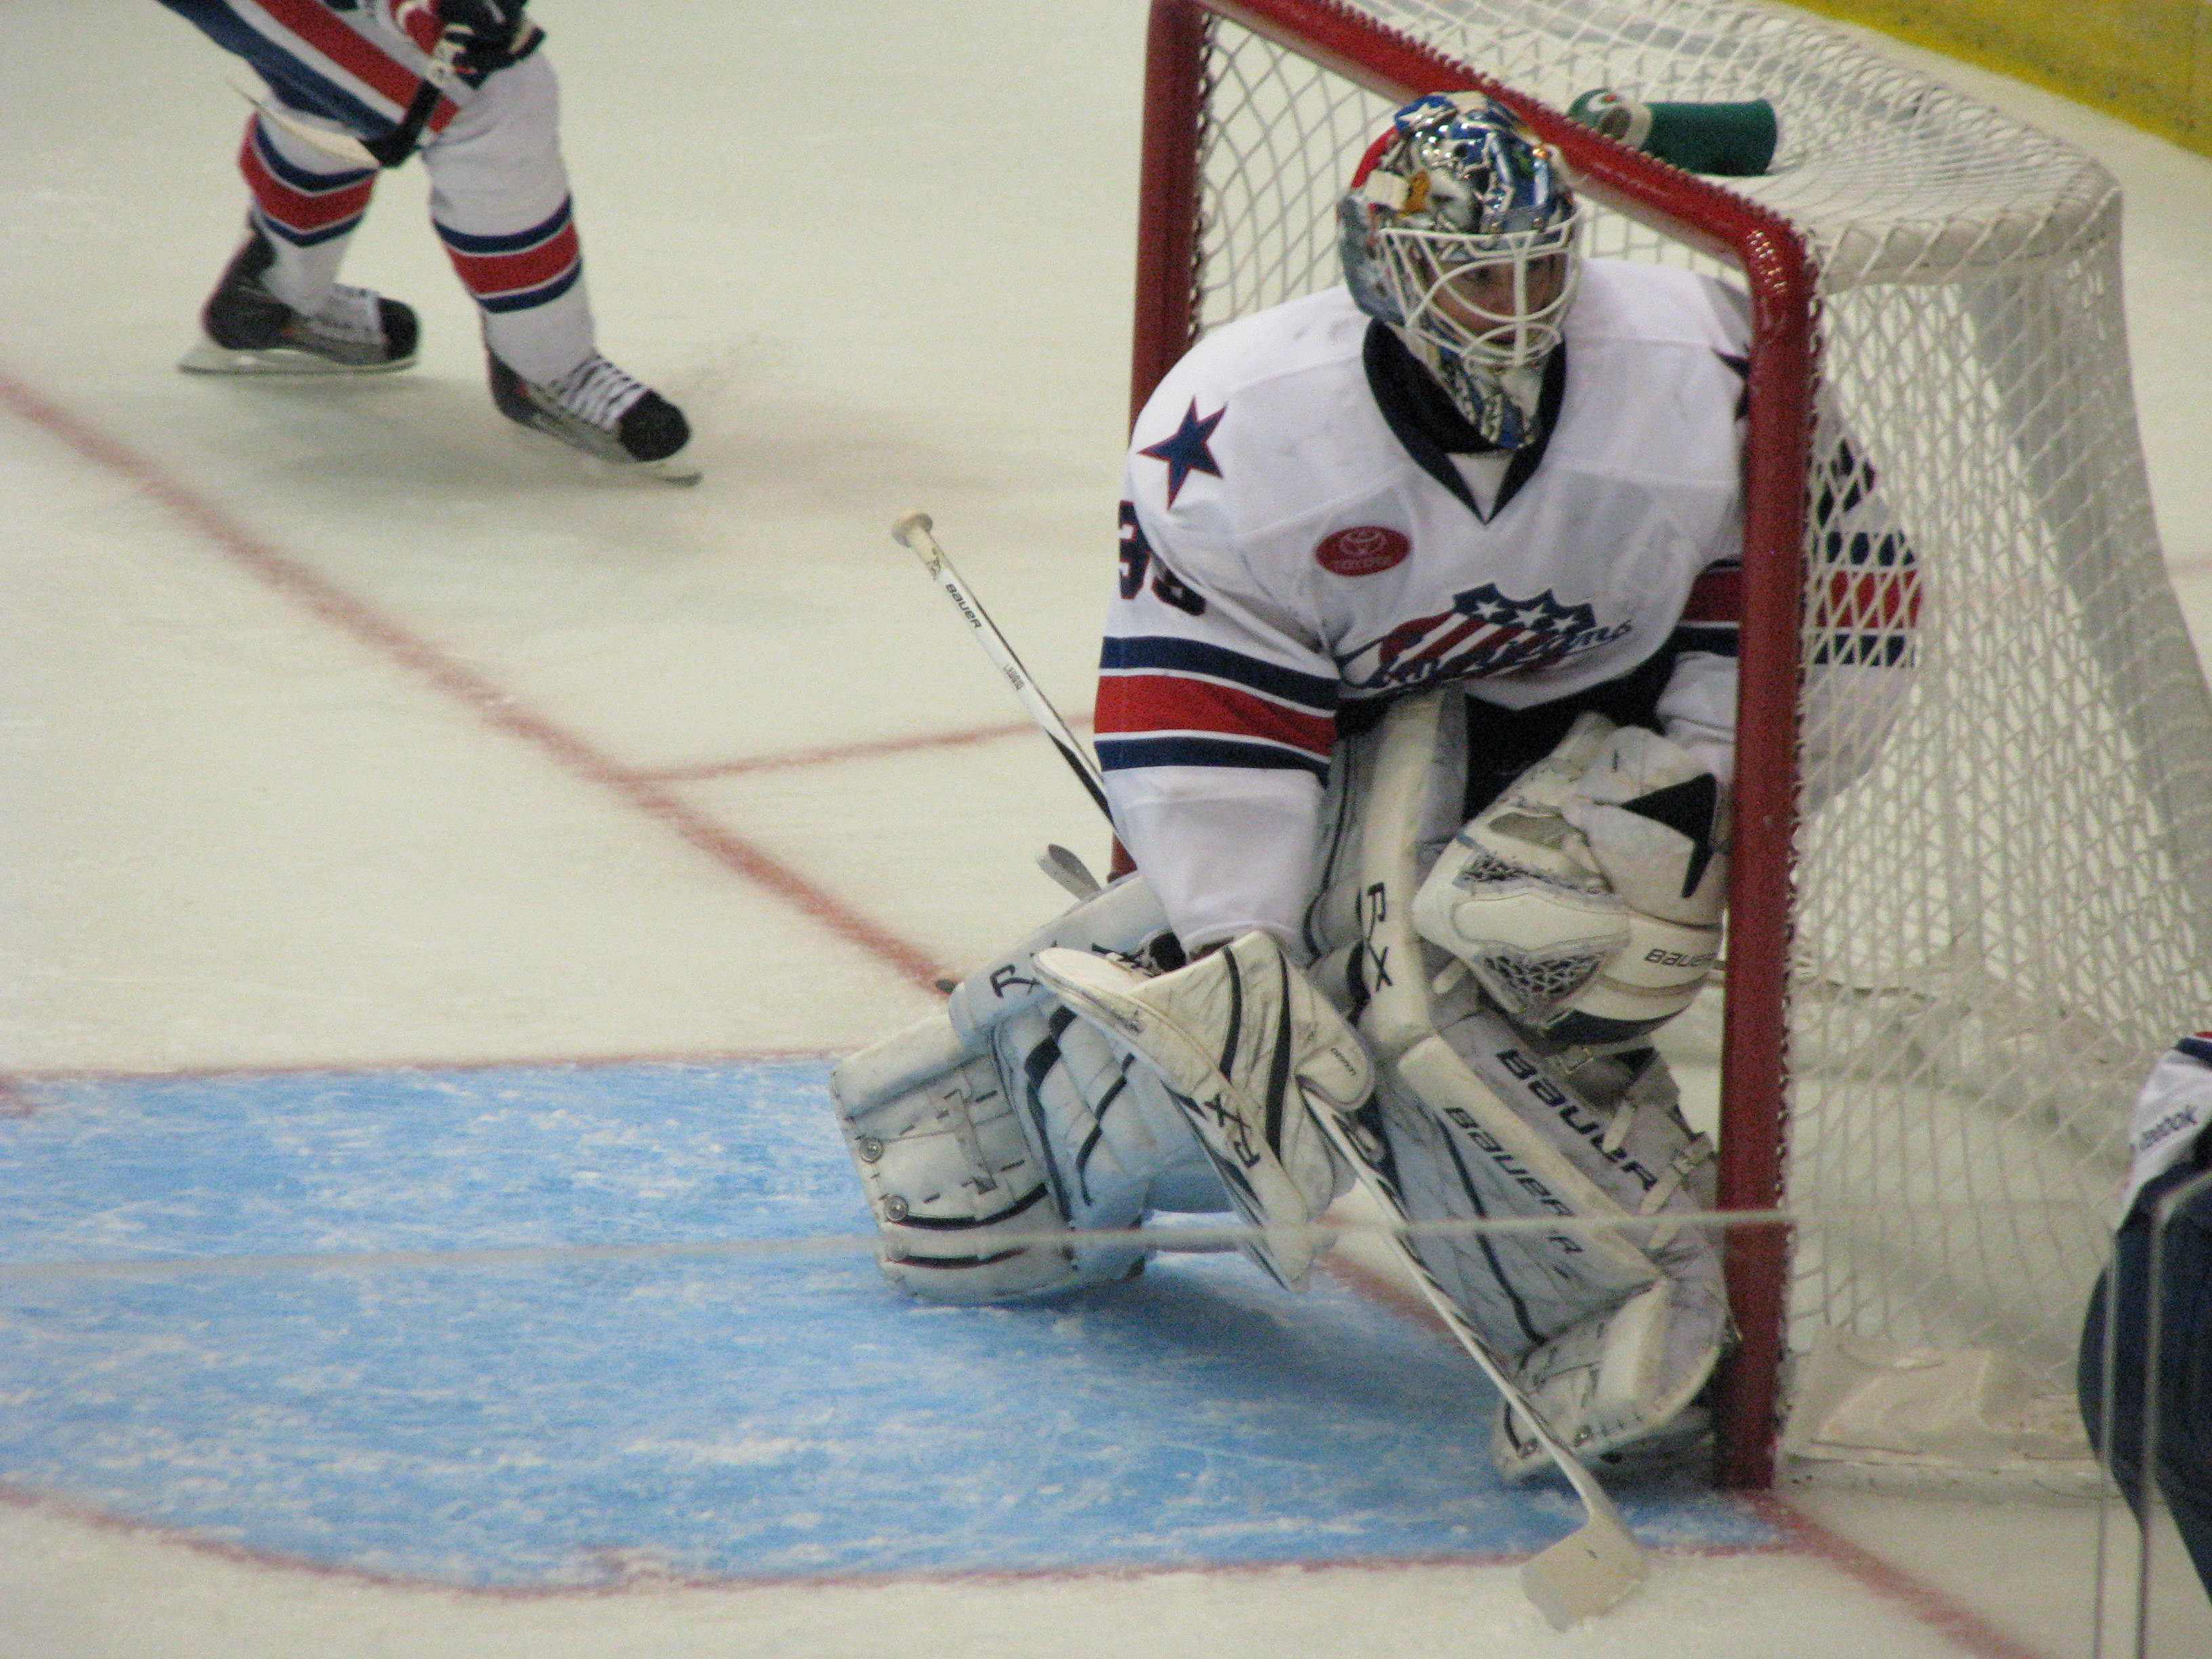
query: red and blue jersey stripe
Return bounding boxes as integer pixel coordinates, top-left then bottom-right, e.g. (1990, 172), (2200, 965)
(1096, 636), (1339, 779)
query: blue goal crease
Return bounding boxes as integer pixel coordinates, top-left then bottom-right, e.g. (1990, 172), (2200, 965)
(0, 1060), (1780, 1587)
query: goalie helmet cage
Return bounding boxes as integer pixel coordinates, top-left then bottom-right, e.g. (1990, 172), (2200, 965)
(1131, 0), (2212, 1489)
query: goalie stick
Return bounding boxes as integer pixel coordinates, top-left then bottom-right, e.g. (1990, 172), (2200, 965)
(917, 548), (1650, 1625)
(890, 512), (1115, 825)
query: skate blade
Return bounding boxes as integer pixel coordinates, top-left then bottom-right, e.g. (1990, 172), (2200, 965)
(641, 453), (702, 486)
(501, 420), (702, 486)
(178, 337), (417, 376)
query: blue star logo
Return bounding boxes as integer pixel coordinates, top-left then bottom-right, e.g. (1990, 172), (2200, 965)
(1140, 401), (1225, 506)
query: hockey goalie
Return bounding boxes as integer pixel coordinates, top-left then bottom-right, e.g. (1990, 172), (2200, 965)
(832, 94), (1910, 1482)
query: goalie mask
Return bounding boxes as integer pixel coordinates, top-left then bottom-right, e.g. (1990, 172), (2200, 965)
(1338, 94), (1583, 449)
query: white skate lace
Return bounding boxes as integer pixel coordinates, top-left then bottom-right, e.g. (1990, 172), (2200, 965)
(305, 284), (390, 347)
(540, 354), (649, 432)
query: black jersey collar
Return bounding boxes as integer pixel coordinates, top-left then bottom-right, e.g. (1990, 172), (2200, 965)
(1362, 321), (1568, 523)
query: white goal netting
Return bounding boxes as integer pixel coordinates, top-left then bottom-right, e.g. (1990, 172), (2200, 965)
(1152, 0), (2212, 1483)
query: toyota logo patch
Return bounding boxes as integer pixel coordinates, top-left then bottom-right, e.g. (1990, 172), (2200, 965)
(1315, 525), (1410, 576)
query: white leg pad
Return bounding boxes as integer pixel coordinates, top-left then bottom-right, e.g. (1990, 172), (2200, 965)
(832, 998), (1221, 1304)
(1376, 1031), (1728, 1481)
(1374, 1025), (1663, 1351)
(832, 1011), (1087, 1302)
(1300, 689), (1728, 1470)
(991, 1000), (1223, 1231)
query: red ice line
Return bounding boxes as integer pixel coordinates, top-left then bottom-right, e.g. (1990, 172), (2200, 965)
(634, 714), (1092, 785)
(0, 370), (970, 1008)
(0, 1453), (2070, 1656)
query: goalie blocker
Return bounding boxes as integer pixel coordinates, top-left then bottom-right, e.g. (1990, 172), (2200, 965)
(831, 688), (1727, 1481)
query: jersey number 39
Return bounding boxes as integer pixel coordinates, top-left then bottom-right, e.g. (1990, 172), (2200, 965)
(1118, 502), (1207, 616)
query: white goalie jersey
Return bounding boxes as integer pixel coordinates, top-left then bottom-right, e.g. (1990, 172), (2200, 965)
(1101, 260), (1908, 951)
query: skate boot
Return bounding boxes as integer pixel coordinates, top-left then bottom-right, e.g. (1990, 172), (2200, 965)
(487, 352), (696, 483)
(179, 229), (418, 374)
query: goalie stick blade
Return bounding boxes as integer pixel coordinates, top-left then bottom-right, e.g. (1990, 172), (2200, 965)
(1520, 1507), (1648, 1631)
(1036, 843), (1103, 900)
(1305, 1100), (1649, 1627)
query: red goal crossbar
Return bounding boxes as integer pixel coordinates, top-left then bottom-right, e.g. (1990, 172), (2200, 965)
(1130, 0), (1819, 1488)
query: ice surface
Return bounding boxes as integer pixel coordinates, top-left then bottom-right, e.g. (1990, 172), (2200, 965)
(3, 2), (2211, 1654)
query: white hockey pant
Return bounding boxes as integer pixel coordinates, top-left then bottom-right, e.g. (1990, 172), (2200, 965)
(830, 878), (1225, 1303)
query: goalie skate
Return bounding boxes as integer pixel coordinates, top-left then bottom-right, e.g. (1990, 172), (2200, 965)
(179, 228), (418, 375)
(489, 352), (697, 484)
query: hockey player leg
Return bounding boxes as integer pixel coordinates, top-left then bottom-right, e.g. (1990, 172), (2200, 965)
(181, 116), (417, 375)
(2079, 1164), (2212, 1598)
(1032, 930), (1371, 1289)
(1308, 690), (1727, 1477)
(420, 56), (693, 477)
(1373, 1028), (1728, 1480)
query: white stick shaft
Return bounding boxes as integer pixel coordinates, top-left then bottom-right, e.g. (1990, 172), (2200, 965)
(890, 512), (1114, 823)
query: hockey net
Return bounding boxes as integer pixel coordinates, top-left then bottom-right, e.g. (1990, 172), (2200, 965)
(1132, 0), (2212, 1487)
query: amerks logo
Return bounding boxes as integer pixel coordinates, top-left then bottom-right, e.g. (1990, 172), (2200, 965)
(1337, 581), (1632, 692)
(1315, 525), (1410, 577)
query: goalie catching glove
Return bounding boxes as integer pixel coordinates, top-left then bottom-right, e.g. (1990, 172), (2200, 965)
(1412, 712), (1727, 1050)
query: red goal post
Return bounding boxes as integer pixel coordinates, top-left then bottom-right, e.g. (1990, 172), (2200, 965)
(1131, 0), (1816, 1488)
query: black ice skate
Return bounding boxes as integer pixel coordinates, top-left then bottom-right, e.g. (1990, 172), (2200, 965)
(179, 228), (419, 375)
(487, 352), (696, 483)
